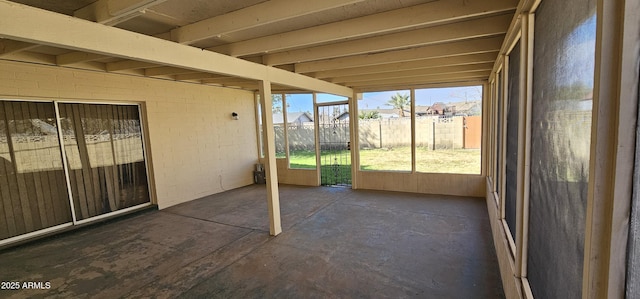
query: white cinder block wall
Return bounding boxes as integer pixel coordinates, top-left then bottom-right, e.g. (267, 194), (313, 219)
(0, 60), (258, 209)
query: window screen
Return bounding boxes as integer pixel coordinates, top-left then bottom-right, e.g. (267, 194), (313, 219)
(527, 0), (596, 297)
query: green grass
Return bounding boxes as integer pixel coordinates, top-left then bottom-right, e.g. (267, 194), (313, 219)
(282, 147), (481, 175)
(286, 150), (317, 169)
(360, 146), (481, 174)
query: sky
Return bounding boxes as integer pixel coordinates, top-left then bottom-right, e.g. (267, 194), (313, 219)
(282, 85), (483, 113)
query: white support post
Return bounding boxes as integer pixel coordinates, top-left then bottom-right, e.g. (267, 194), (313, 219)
(259, 80), (282, 236)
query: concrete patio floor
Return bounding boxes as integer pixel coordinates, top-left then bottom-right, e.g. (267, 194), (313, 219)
(0, 184), (504, 298)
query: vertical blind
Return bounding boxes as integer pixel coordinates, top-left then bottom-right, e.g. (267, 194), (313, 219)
(0, 101), (150, 241)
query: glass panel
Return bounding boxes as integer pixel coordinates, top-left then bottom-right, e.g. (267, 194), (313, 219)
(505, 41), (521, 244)
(358, 90), (411, 171)
(285, 94), (316, 169)
(414, 86), (482, 174)
(0, 101), (71, 240)
(271, 94), (286, 158)
(59, 103), (150, 221)
(527, 1), (596, 297)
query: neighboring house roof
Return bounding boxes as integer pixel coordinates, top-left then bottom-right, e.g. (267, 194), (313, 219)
(30, 119), (58, 135)
(449, 100), (482, 116)
(336, 111), (350, 120)
(337, 100), (482, 120)
(272, 112), (313, 124)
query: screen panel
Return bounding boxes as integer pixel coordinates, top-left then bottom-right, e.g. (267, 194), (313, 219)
(505, 40), (521, 243)
(527, 0), (596, 297)
(495, 71), (503, 195)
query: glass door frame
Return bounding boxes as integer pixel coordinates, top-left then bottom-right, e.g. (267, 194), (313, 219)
(0, 99), (153, 247)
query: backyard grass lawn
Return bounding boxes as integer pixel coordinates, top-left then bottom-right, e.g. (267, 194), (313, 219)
(284, 147), (481, 174)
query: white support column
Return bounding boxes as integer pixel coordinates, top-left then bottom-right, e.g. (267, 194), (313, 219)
(349, 91), (360, 189)
(259, 80), (282, 236)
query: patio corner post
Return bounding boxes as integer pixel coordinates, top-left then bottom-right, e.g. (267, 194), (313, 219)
(259, 80), (283, 236)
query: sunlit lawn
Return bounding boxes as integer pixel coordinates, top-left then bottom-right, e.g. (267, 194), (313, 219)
(361, 146), (481, 174)
(281, 147), (481, 174)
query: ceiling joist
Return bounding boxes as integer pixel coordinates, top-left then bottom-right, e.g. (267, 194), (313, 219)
(106, 60), (158, 71)
(345, 71), (491, 89)
(174, 73), (228, 81)
(312, 52), (499, 79)
(1, 0), (518, 93)
(74, 0), (169, 25)
(0, 0), (352, 96)
(170, 0), (366, 45)
(295, 35), (504, 74)
(264, 14), (512, 66)
(144, 66), (198, 77)
(329, 62), (495, 84)
(211, 0), (517, 57)
(0, 39), (38, 58)
(56, 51), (109, 65)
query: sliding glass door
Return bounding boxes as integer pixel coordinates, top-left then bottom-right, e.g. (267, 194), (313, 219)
(0, 100), (150, 243)
(0, 101), (72, 240)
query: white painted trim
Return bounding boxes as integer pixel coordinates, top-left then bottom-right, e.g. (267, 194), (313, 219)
(0, 223), (73, 247)
(74, 202), (153, 225)
(54, 101), (79, 225)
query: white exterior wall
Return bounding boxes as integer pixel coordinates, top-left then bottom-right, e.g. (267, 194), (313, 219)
(0, 60), (258, 209)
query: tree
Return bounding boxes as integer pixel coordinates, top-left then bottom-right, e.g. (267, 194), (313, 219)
(358, 111), (380, 119)
(386, 92), (410, 117)
(271, 94), (284, 114)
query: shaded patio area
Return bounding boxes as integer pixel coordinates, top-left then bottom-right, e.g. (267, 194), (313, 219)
(0, 185), (503, 298)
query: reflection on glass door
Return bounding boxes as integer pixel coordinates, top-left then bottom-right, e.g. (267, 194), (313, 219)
(59, 104), (150, 221)
(1, 100), (151, 244)
(0, 101), (72, 240)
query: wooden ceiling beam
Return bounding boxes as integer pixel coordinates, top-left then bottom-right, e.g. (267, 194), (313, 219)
(329, 63), (495, 84)
(106, 60), (158, 71)
(263, 14), (512, 66)
(344, 71), (491, 88)
(0, 39), (39, 58)
(170, 0), (366, 45)
(201, 77), (253, 84)
(56, 51), (109, 65)
(74, 0), (169, 25)
(356, 80), (487, 93)
(313, 52), (499, 79)
(0, 1), (352, 96)
(174, 73), (227, 81)
(144, 66), (198, 76)
(295, 36), (504, 73)
(211, 0), (517, 57)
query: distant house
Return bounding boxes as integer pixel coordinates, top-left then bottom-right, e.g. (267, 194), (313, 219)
(426, 102), (448, 115)
(336, 111), (350, 121)
(335, 108), (409, 121)
(449, 101), (482, 116)
(335, 101), (482, 121)
(272, 112), (313, 125)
